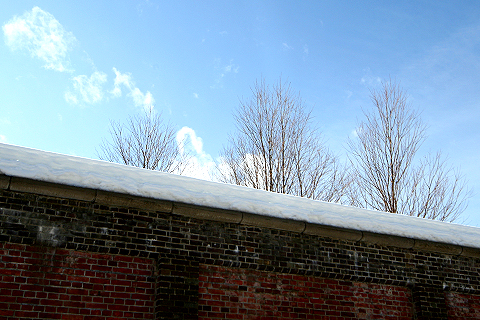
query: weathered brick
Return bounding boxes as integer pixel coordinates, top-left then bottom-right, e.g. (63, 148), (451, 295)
(0, 185), (479, 320)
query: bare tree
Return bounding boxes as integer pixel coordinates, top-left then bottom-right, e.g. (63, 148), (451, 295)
(347, 81), (471, 222)
(97, 109), (188, 174)
(219, 78), (352, 203)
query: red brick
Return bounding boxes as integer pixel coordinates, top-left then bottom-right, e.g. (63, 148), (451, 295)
(0, 309), (15, 317)
(14, 310), (39, 318)
(198, 266), (414, 320)
(0, 242), (155, 319)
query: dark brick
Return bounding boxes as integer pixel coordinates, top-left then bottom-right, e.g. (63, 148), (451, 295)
(0, 188), (479, 319)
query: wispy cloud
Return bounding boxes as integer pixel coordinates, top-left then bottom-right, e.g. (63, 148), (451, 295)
(176, 127), (216, 181)
(111, 67), (155, 111)
(193, 93), (199, 99)
(65, 71), (107, 105)
(0, 118), (11, 125)
(360, 68), (382, 87)
(303, 44), (309, 55)
(2, 7), (76, 72)
(402, 24), (480, 101)
(0, 135), (7, 143)
(398, 23), (480, 140)
(345, 90), (353, 100)
(282, 42), (293, 50)
(3, 7), (155, 111)
(136, 0), (159, 15)
(224, 63), (239, 74)
(302, 44), (309, 61)
(211, 59), (239, 89)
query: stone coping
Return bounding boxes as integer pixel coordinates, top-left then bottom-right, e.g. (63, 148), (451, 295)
(1, 175), (478, 258)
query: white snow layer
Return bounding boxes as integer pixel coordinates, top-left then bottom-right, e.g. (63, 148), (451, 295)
(0, 143), (479, 249)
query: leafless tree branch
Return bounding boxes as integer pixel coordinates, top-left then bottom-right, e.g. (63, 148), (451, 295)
(347, 81), (471, 221)
(97, 109), (189, 174)
(219, 78), (353, 203)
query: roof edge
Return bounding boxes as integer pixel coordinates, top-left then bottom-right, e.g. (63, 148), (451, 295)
(0, 143), (479, 251)
(1, 175), (478, 257)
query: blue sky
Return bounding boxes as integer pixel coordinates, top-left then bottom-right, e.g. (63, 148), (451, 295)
(1, 1), (480, 226)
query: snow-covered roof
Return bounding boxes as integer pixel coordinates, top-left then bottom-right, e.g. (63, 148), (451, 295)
(0, 143), (479, 249)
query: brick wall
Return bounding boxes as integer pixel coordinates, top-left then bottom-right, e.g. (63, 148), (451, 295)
(445, 292), (480, 319)
(1, 178), (480, 319)
(0, 243), (155, 320)
(199, 265), (412, 319)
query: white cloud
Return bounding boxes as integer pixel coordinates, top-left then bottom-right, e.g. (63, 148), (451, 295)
(224, 63), (239, 74)
(3, 6), (76, 72)
(0, 135), (7, 143)
(193, 93), (199, 99)
(345, 90), (353, 100)
(360, 68), (382, 87)
(136, 0), (159, 15)
(282, 42), (293, 50)
(111, 68), (130, 97)
(0, 118), (11, 125)
(351, 126), (365, 138)
(175, 127), (216, 181)
(302, 44), (309, 61)
(65, 71), (107, 105)
(64, 92), (78, 104)
(401, 24), (480, 105)
(177, 127), (204, 155)
(303, 44), (309, 55)
(111, 67), (155, 111)
(211, 59), (239, 89)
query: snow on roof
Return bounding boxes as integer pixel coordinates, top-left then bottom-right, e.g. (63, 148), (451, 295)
(0, 143), (479, 249)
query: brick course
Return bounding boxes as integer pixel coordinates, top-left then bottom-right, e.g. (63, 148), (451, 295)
(0, 242), (155, 319)
(1, 180), (480, 319)
(445, 292), (480, 319)
(199, 265), (412, 319)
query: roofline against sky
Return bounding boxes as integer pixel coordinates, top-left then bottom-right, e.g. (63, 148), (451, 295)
(0, 142), (479, 251)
